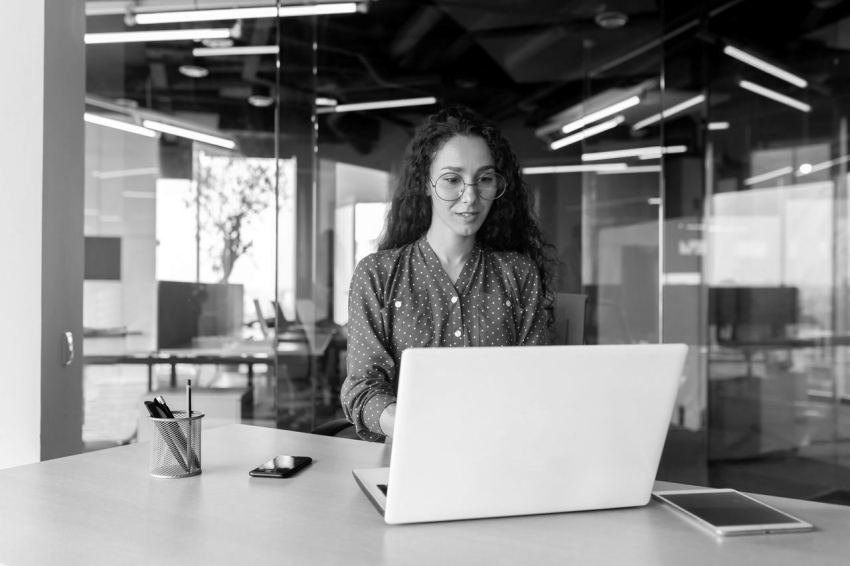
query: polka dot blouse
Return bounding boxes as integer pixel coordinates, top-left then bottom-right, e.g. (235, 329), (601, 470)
(341, 237), (549, 442)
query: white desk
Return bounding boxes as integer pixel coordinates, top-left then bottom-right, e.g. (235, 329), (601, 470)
(0, 425), (848, 565)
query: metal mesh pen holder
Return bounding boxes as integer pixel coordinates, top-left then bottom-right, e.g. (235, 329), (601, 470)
(149, 411), (204, 478)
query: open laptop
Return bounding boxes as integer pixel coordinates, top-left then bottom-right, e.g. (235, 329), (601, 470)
(353, 343), (688, 525)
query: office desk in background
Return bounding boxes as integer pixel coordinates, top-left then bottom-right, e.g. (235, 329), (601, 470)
(0, 425), (848, 565)
(83, 327), (338, 391)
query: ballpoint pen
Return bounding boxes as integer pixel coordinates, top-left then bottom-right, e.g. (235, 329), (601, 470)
(186, 380), (193, 472)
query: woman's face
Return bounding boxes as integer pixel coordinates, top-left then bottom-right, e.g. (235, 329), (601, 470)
(427, 135), (496, 241)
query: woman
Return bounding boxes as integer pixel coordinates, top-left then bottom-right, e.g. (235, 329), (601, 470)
(341, 106), (555, 442)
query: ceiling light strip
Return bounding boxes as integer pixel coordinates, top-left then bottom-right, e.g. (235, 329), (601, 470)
(93, 167), (160, 180)
(794, 154), (850, 177)
(738, 80), (811, 112)
(723, 46), (807, 88)
(85, 28), (232, 44)
(708, 121), (730, 130)
(84, 113), (157, 138)
(551, 116), (624, 150)
(581, 145), (687, 161)
(597, 166), (662, 174)
(743, 166), (794, 186)
(132, 3), (358, 25)
(134, 7), (275, 23)
(142, 120), (235, 149)
(523, 163), (629, 174)
(632, 94), (706, 131)
(278, 3), (359, 17)
(193, 45), (279, 57)
(318, 97), (437, 113)
(561, 96), (641, 134)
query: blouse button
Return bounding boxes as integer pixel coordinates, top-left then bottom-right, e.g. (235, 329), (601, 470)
(454, 330), (461, 337)
(506, 300), (512, 307)
(451, 296), (458, 304)
(395, 301), (401, 308)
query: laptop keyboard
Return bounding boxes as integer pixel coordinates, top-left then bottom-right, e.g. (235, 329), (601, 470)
(378, 484), (388, 496)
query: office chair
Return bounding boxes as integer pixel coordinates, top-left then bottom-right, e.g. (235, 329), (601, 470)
(553, 292), (588, 346)
(310, 293), (589, 438)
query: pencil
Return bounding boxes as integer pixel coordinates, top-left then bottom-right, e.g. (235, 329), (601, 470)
(186, 379), (193, 472)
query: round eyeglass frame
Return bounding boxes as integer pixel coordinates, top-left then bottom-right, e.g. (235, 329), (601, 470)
(428, 171), (507, 201)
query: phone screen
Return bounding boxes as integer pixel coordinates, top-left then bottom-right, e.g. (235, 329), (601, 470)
(660, 492), (800, 527)
(250, 455), (312, 478)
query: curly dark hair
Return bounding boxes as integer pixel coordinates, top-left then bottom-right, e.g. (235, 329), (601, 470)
(378, 105), (556, 308)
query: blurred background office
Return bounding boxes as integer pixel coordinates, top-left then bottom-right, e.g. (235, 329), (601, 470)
(3, 0), (849, 506)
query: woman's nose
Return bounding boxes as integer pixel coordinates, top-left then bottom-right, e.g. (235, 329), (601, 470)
(461, 182), (479, 204)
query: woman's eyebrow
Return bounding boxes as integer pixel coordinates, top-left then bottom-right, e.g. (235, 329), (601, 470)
(439, 165), (495, 172)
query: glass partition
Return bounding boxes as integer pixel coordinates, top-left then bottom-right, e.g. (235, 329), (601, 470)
(82, 1), (304, 443)
(80, 0), (850, 506)
(695, 0), (850, 502)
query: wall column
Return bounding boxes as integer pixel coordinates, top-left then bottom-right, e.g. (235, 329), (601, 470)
(0, 0), (85, 467)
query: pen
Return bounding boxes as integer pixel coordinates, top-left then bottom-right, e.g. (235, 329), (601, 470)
(186, 380), (193, 472)
(155, 396), (175, 418)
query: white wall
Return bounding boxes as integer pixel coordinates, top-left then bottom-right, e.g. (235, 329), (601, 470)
(0, 0), (85, 468)
(0, 2), (46, 468)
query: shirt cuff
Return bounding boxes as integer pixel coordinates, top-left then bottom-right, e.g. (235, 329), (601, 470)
(363, 394), (397, 436)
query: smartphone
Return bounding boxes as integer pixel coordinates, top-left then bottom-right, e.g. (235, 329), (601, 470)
(653, 489), (814, 536)
(249, 455), (312, 478)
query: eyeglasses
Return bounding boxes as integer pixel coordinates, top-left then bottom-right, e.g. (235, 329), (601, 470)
(429, 171), (507, 201)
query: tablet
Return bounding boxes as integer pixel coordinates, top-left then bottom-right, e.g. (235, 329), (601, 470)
(653, 489), (814, 536)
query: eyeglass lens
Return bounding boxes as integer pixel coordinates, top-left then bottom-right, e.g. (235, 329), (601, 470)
(434, 172), (506, 200)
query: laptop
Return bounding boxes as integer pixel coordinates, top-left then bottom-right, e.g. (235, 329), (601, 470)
(353, 343), (688, 525)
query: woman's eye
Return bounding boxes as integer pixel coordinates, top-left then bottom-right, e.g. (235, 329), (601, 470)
(477, 174), (494, 184)
(442, 175), (462, 185)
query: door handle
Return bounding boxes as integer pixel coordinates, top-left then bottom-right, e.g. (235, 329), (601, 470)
(62, 331), (74, 366)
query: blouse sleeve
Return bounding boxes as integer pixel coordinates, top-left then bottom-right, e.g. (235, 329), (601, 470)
(340, 255), (398, 441)
(517, 263), (550, 346)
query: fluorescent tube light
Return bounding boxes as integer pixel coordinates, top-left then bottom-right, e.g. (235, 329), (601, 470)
(84, 113), (157, 138)
(597, 166), (662, 174)
(739, 80), (811, 112)
(708, 121), (730, 130)
(723, 45), (807, 88)
(522, 163), (628, 174)
(142, 120), (235, 149)
(797, 154), (850, 176)
(561, 96), (640, 134)
(632, 94), (705, 131)
(316, 97), (338, 106)
(662, 272), (702, 286)
(193, 45), (279, 57)
(581, 145), (687, 161)
(743, 166), (793, 186)
(551, 116), (624, 150)
(92, 167), (160, 180)
(132, 3), (358, 25)
(317, 97), (437, 113)
(85, 28), (232, 44)
(135, 7), (275, 23)
(278, 2), (359, 17)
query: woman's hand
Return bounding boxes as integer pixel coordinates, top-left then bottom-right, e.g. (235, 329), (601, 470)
(379, 403), (397, 439)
